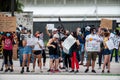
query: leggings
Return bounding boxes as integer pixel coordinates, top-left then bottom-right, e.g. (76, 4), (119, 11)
(3, 49), (13, 65)
(64, 54), (71, 68)
(42, 50), (46, 63)
(98, 50), (103, 67)
(71, 52), (79, 70)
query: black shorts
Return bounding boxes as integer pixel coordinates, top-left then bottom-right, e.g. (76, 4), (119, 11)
(34, 50), (42, 55)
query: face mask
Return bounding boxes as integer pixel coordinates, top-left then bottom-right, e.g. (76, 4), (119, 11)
(93, 31), (96, 34)
(6, 33), (11, 37)
(79, 32), (82, 35)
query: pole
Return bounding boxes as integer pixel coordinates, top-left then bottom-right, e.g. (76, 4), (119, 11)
(11, 0), (15, 16)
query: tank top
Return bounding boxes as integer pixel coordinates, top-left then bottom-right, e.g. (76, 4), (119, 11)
(48, 41), (58, 55)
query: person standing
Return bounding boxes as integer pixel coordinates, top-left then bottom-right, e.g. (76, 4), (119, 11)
(2, 32), (14, 72)
(31, 32), (44, 72)
(61, 30), (71, 71)
(47, 34), (60, 72)
(111, 30), (120, 63)
(85, 28), (100, 73)
(70, 32), (80, 73)
(20, 30), (33, 74)
(102, 32), (111, 73)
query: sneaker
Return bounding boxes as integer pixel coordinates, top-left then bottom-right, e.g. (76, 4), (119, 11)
(8, 68), (11, 71)
(85, 69), (89, 73)
(102, 70), (104, 73)
(65, 68), (68, 72)
(40, 69), (43, 73)
(107, 70), (110, 73)
(91, 70), (96, 73)
(55, 69), (60, 72)
(5, 69), (8, 72)
(31, 69), (35, 72)
(21, 69), (24, 74)
(10, 69), (14, 72)
(47, 69), (51, 72)
(26, 69), (30, 72)
(70, 70), (74, 73)
(50, 69), (55, 73)
(98, 67), (101, 69)
(0, 68), (3, 71)
(75, 70), (79, 73)
(79, 63), (83, 65)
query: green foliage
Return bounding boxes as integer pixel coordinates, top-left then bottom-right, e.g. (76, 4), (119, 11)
(0, 0), (24, 13)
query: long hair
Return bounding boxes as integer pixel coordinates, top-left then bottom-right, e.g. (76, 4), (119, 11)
(72, 31), (78, 39)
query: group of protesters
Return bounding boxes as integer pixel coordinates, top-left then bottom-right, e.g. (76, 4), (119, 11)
(0, 25), (120, 74)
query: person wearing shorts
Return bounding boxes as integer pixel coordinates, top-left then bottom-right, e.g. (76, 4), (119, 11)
(85, 28), (100, 73)
(47, 34), (60, 72)
(31, 31), (44, 72)
(20, 31), (33, 74)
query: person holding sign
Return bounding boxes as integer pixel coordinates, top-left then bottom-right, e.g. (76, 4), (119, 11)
(45, 26), (58, 39)
(111, 30), (120, 63)
(102, 32), (111, 73)
(69, 32), (80, 73)
(85, 28), (100, 73)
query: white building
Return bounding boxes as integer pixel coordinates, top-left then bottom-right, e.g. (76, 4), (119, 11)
(20, 0), (120, 22)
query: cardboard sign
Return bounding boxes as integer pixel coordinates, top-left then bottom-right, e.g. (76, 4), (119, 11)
(0, 14), (16, 32)
(86, 41), (100, 52)
(100, 18), (113, 29)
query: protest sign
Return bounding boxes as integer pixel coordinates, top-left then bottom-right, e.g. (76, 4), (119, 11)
(46, 24), (54, 30)
(62, 35), (76, 54)
(0, 14), (16, 32)
(86, 41), (100, 52)
(106, 39), (114, 50)
(100, 18), (112, 29)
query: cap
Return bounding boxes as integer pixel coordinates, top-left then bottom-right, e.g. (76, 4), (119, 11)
(53, 34), (59, 39)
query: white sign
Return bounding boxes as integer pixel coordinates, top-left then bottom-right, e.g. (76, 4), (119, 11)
(46, 24), (54, 30)
(106, 39), (114, 50)
(62, 35), (76, 54)
(86, 41), (100, 52)
(63, 47), (69, 54)
(27, 37), (34, 46)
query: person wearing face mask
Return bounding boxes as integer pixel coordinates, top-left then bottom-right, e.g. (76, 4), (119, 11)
(2, 32), (14, 72)
(85, 28), (100, 73)
(76, 27), (85, 65)
(31, 31), (44, 72)
(20, 30), (33, 74)
(39, 32), (46, 68)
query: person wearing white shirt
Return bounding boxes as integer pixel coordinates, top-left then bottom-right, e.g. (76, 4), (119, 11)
(85, 28), (100, 73)
(31, 32), (44, 72)
(111, 30), (120, 63)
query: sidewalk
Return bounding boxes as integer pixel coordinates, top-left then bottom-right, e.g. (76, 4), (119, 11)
(0, 58), (120, 75)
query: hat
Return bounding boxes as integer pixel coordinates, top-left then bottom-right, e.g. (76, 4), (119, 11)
(53, 34), (59, 39)
(85, 26), (91, 31)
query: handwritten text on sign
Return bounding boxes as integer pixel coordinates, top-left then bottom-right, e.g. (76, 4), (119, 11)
(86, 41), (100, 52)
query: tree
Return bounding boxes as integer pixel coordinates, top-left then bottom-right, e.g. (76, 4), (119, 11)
(0, 0), (24, 12)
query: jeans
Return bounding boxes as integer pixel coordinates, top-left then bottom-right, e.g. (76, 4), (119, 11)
(18, 47), (24, 65)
